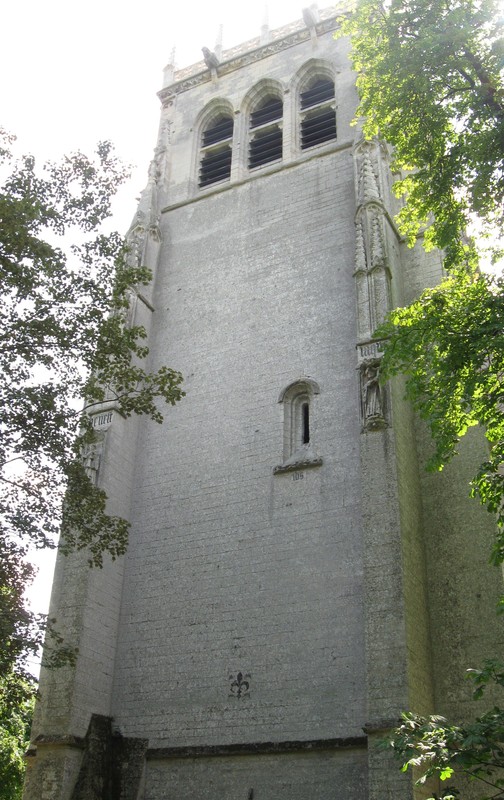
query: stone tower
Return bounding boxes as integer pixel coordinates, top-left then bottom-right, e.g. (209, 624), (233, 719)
(24, 6), (502, 799)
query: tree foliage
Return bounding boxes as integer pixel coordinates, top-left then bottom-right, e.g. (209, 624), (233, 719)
(0, 672), (34, 800)
(388, 663), (504, 800)
(377, 268), (504, 570)
(0, 126), (184, 788)
(338, 0), (504, 268)
(339, 0), (504, 560)
(375, 271), (504, 796)
(0, 131), (183, 568)
(339, 0), (504, 796)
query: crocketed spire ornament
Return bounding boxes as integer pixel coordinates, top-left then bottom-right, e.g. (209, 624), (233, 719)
(359, 146), (380, 203)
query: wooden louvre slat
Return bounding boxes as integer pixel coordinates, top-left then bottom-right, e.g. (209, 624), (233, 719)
(199, 145), (232, 187)
(301, 109), (336, 149)
(249, 128), (283, 168)
(300, 79), (335, 110)
(202, 116), (234, 147)
(250, 98), (283, 129)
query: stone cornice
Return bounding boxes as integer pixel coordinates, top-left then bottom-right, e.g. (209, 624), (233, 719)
(27, 733), (85, 754)
(147, 735), (367, 760)
(158, 10), (342, 104)
(362, 718), (402, 734)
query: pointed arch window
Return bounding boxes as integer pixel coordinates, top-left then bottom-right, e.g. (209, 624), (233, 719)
(249, 95), (283, 169)
(199, 114), (234, 188)
(299, 77), (336, 150)
(274, 379), (322, 474)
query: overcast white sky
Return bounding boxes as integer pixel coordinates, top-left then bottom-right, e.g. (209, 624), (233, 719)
(1, 1), (322, 623)
(2, 0), (318, 232)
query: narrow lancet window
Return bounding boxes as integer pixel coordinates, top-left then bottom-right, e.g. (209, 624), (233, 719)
(274, 379), (322, 474)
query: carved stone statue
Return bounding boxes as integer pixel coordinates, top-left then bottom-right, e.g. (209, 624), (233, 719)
(125, 215), (146, 268)
(361, 360), (387, 430)
(81, 433), (105, 485)
(364, 363), (381, 416)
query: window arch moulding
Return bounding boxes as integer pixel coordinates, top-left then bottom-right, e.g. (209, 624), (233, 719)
(273, 378), (323, 475)
(242, 79), (285, 171)
(292, 60), (337, 152)
(196, 99), (235, 189)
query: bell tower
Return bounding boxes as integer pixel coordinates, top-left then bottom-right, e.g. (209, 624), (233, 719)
(24, 6), (502, 799)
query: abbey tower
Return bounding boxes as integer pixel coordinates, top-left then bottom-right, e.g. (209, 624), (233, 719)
(24, 6), (502, 799)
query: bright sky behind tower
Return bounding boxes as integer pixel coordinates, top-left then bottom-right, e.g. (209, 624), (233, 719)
(2, 0), (326, 232)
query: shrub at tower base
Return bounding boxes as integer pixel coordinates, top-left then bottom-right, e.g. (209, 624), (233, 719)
(0, 128), (184, 795)
(339, 0), (504, 796)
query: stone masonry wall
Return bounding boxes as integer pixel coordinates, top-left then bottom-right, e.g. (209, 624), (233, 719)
(111, 148), (366, 748)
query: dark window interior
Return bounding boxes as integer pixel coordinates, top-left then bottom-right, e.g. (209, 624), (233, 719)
(249, 128), (283, 169)
(302, 402), (310, 444)
(202, 116), (234, 147)
(300, 79), (335, 109)
(199, 145), (232, 187)
(301, 108), (337, 149)
(200, 115), (233, 187)
(249, 96), (283, 169)
(250, 97), (282, 128)
(300, 78), (336, 150)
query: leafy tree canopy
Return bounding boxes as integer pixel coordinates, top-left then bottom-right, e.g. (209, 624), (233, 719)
(339, 0), (504, 560)
(375, 273), (504, 798)
(0, 672), (34, 800)
(339, 1), (504, 797)
(338, 0), (504, 268)
(0, 127), (184, 743)
(378, 268), (504, 569)
(388, 662), (504, 800)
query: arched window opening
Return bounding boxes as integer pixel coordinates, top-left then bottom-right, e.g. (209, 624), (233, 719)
(274, 379), (322, 474)
(249, 95), (283, 169)
(299, 77), (336, 150)
(199, 114), (234, 188)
